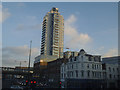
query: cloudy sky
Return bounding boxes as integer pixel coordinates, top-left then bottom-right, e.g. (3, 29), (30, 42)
(2, 2), (118, 67)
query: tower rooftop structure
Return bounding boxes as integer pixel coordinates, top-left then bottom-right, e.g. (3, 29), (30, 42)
(50, 7), (59, 13)
(34, 7), (64, 63)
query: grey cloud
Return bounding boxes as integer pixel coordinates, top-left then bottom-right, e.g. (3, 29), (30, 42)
(2, 45), (39, 67)
(16, 24), (41, 31)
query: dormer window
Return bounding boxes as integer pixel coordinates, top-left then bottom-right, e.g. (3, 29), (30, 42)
(78, 49), (86, 55)
(74, 57), (77, 61)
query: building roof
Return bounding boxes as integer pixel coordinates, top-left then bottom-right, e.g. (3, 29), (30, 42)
(102, 56), (120, 64)
(85, 54), (93, 57)
(80, 49), (85, 52)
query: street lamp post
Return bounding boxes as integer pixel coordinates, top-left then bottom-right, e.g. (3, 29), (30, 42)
(28, 40), (32, 72)
(28, 40), (32, 88)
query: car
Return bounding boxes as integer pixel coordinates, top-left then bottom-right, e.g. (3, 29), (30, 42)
(10, 85), (23, 90)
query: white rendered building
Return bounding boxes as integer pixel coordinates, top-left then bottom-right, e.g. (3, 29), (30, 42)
(60, 49), (104, 88)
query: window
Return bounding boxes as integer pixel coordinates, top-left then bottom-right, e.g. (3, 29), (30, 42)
(113, 68), (115, 72)
(67, 65), (69, 70)
(72, 64), (73, 69)
(61, 73), (63, 78)
(67, 71), (70, 78)
(94, 72), (96, 77)
(94, 64), (96, 69)
(99, 65), (101, 69)
(89, 56), (92, 61)
(70, 72), (72, 77)
(70, 58), (72, 62)
(87, 71), (90, 77)
(92, 64), (94, 69)
(81, 70), (84, 77)
(97, 65), (98, 69)
(87, 64), (89, 69)
(71, 71), (73, 77)
(114, 75), (115, 78)
(109, 74), (112, 79)
(64, 73), (66, 78)
(99, 72), (101, 78)
(117, 68), (119, 73)
(76, 70), (78, 77)
(118, 75), (119, 78)
(103, 72), (106, 78)
(109, 67), (111, 72)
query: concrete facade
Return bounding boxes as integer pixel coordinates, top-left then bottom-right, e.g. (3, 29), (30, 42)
(41, 7), (64, 58)
(102, 56), (120, 88)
